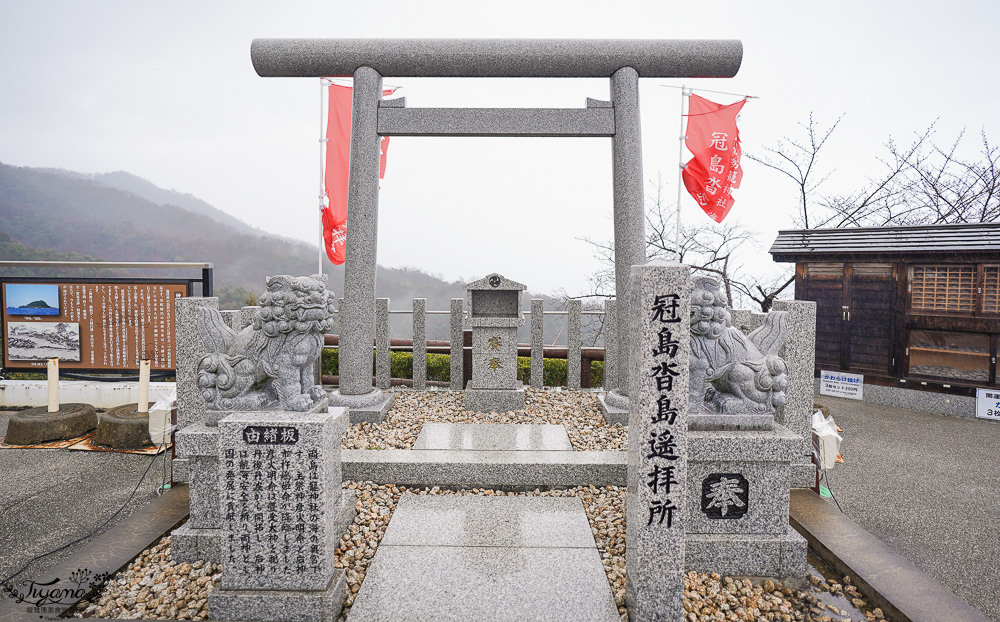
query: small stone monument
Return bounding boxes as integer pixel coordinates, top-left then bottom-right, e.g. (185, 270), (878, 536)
(208, 404), (352, 622)
(625, 259), (691, 620)
(463, 273), (526, 412)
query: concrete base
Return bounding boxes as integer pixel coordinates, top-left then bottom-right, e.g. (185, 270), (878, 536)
(685, 527), (807, 578)
(3, 403), (98, 445)
(597, 393), (628, 426)
(329, 388), (394, 423)
(171, 524), (221, 563)
(464, 382), (525, 413)
(208, 570), (347, 622)
(93, 403), (154, 449)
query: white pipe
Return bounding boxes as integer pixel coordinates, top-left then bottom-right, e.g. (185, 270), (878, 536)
(137, 360), (150, 413)
(47, 358), (59, 413)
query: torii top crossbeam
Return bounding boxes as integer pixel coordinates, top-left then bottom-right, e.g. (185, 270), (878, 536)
(250, 38), (743, 78)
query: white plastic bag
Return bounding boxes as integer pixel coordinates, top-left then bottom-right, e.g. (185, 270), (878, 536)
(148, 388), (177, 447)
(811, 410), (842, 471)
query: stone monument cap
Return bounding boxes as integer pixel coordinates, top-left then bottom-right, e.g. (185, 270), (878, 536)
(464, 273), (525, 329)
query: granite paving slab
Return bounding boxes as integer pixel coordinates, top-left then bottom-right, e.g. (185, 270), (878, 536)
(412, 423), (572, 451)
(347, 495), (619, 622)
(380, 495), (593, 548)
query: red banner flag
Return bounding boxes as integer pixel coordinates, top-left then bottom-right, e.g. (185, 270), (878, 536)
(681, 94), (747, 223)
(322, 84), (395, 265)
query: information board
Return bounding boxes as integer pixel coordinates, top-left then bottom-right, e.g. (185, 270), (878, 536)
(819, 370), (864, 400)
(975, 388), (1000, 420)
(2, 281), (187, 371)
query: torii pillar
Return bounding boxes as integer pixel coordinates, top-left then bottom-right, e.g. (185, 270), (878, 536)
(250, 39), (743, 421)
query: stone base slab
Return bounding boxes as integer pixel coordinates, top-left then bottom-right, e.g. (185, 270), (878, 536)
(330, 389), (394, 423)
(790, 460), (817, 489)
(208, 570), (346, 622)
(689, 413), (774, 431)
(343, 449), (624, 488)
(464, 383), (525, 413)
(412, 423), (572, 451)
(685, 527), (807, 578)
(171, 524), (221, 563)
(597, 393), (628, 426)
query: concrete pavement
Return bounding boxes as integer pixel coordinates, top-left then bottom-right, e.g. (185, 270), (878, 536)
(818, 395), (1000, 622)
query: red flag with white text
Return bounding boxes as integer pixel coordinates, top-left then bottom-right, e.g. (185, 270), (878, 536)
(681, 94), (747, 223)
(322, 84), (395, 265)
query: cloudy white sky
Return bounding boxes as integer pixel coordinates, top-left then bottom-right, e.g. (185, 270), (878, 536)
(1, 1), (997, 298)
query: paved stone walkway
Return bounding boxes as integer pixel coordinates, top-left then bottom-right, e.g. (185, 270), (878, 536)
(819, 395), (1000, 622)
(347, 495), (619, 622)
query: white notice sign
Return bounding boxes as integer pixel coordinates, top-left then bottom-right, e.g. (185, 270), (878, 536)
(819, 370), (864, 401)
(975, 388), (1000, 420)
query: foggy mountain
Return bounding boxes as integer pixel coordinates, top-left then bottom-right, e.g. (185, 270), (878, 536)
(0, 162), (580, 342)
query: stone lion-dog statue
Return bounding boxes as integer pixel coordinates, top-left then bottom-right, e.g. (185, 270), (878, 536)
(196, 274), (335, 411)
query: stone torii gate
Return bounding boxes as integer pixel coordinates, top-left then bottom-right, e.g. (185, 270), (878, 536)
(250, 38), (743, 418)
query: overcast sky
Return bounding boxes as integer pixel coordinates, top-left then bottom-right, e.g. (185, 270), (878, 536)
(1, 1), (997, 299)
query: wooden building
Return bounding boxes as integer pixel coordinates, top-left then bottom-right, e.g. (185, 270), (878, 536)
(769, 222), (1000, 397)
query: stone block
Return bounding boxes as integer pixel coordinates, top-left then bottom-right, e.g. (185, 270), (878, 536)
(219, 309), (241, 332)
(412, 298), (426, 390)
(625, 260), (691, 622)
(187, 454), (220, 529)
(687, 425), (802, 463)
(567, 299), (581, 389)
(603, 298), (617, 392)
(217, 405), (345, 591)
(329, 390), (395, 423)
(450, 298), (464, 391)
(412, 423), (572, 451)
(171, 457), (190, 483)
(171, 524), (221, 563)
(239, 306), (259, 330)
(685, 460), (790, 534)
(175, 297), (218, 430)
(684, 528), (807, 577)
(774, 300), (817, 470)
(375, 298), (390, 390)
(464, 383), (525, 413)
(470, 327), (518, 389)
(530, 299), (544, 389)
(597, 393), (628, 426)
(175, 421), (219, 457)
(463, 273), (526, 329)
(209, 571), (346, 622)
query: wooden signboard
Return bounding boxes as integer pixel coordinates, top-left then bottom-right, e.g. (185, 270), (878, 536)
(2, 280), (188, 371)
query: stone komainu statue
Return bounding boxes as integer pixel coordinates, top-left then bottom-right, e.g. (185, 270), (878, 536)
(196, 274), (335, 411)
(690, 275), (789, 415)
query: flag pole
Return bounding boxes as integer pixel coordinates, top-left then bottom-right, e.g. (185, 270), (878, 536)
(675, 85), (688, 258)
(318, 78), (327, 276)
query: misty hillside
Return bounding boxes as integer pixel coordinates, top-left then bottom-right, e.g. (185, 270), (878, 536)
(0, 162), (584, 342)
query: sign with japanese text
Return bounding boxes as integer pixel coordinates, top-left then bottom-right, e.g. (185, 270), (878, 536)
(975, 388), (1000, 420)
(819, 370), (864, 401)
(2, 280), (187, 371)
(625, 261), (691, 621)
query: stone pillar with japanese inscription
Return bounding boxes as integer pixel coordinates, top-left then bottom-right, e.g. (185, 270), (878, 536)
(625, 259), (690, 621)
(463, 273), (526, 412)
(208, 401), (355, 622)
